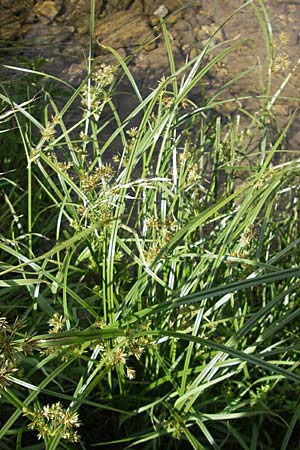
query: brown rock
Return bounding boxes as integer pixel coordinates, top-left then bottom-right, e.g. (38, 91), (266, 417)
(127, 0), (144, 14)
(95, 10), (152, 51)
(33, 0), (62, 24)
(134, 42), (181, 76)
(74, 15), (90, 33)
(100, 0), (135, 15)
(67, 62), (87, 84)
(166, 14), (178, 25)
(0, 10), (21, 41)
(144, 41), (157, 52)
(149, 15), (160, 27)
(0, 0), (34, 14)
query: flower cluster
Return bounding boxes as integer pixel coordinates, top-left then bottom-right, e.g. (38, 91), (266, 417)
(144, 216), (179, 262)
(105, 336), (148, 379)
(272, 31), (291, 73)
(0, 316), (23, 389)
(114, 127), (139, 166)
(91, 324), (152, 380)
(80, 164), (115, 193)
(81, 63), (117, 111)
(228, 226), (255, 260)
(164, 415), (186, 440)
(92, 64), (118, 88)
(23, 402), (81, 442)
(272, 52), (290, 72)
(41, 123), (56, 142)
(48, 312), (66, 334)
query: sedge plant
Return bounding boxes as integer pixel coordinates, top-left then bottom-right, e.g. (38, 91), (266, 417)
(0, 0), (300, 448)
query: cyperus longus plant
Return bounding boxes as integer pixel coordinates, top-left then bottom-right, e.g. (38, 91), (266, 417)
(0, 0), (300, 448)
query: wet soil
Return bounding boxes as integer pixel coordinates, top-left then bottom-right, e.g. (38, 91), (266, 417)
(0, 0), (299, 147)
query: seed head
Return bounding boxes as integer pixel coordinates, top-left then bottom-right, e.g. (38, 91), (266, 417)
(48, 313), (66, 334)
(147, 216), (160, 229)
(0, 360), (16, 389)
(92, 63), (117, 87)
(111, 348), (127, 366)
(126, 127), (138, 138)
(279, 32), (289, 46)
(42, 124), (56, 142)
(272, 52), (290, 72)
(94, 163), (115, 180)
(23, 402), (81, 443)
(126, 367), (136, 380)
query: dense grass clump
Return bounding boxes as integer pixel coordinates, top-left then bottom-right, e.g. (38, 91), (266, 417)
(0, 1), (300, 448)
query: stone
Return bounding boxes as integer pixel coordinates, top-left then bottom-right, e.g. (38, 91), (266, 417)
(166, 15), (178, 25)
(95, 10), (152, 51)
(100, 0), (136, 15)
(33, 0), (62, 24)
(0, 0), (299, 149)
(0, 10), (21, 41)
(153, 5), (169, 18)
(67, 62), (87, 84)
(143, 0), (184, 15)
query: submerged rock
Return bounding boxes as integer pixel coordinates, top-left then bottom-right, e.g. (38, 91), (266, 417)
(0, 9), (22, 41)
(33, 0), (62, 24)
(0, 0), (299, 137)
(95, 10), (151, 51)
